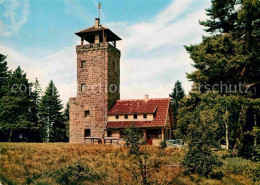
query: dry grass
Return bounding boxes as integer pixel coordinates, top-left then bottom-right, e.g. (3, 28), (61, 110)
(0, 143), (257, 185)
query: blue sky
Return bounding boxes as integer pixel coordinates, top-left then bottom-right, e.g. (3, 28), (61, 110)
(0, 0), (211, 105)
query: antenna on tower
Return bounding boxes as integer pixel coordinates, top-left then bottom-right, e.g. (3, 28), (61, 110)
(98, 2), (101, 19)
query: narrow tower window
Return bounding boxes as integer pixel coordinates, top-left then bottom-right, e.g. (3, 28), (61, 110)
(81, 61), (86, 68)
(113, 61), (115, 70)
(81, 83), (86, 92)
(84, 110), (90, 118)
(84, 129), (90, 137)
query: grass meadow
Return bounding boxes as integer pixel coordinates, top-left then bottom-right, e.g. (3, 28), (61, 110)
(0, 143), (258, 185)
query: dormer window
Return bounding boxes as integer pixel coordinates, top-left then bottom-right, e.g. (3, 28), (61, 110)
(143, 114), (147, 119)
(134, 114), (138, 119)
(124, 115), (128, 119)
(115, 115), (119, 119)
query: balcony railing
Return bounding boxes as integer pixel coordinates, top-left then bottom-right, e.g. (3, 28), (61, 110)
(76, 42), (114, 51)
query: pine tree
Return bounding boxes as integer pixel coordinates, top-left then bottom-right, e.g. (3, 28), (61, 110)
(0, 67), (34, 142)
(199, 0), (239, 34)
(39, 80), (66, 142)
(183, 0), (260, 159)
(0, 54), (9, 97)
(63, 101), (70, 141)
(28, 78), (43, 142)
(169, 80), (185, 135)
(199, 0), (260, 97)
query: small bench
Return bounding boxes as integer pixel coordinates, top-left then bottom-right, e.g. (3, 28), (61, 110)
(84, 137), (101, 144)
(104, 137), (119, 145)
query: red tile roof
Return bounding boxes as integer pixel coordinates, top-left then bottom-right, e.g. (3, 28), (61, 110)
(108, 99), (158, 115)
(107, 98), (171, 128)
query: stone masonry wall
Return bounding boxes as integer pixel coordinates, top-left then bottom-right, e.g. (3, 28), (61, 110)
(69, 43), (120, 143)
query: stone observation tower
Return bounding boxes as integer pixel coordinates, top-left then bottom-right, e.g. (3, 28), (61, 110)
(69, 17), (121, 143)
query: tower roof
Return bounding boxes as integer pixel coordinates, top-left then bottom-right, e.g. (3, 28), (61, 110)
(75, 20), (121, 43)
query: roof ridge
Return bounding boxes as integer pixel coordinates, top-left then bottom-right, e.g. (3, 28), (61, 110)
(117, 98), (170, 101)
(75, 25), (108, 34)
(75, 25), (95, 33)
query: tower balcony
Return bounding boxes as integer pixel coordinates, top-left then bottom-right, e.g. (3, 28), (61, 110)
(76, 42), (118, 52)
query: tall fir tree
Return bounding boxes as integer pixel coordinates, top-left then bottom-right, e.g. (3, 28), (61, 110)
(199, 0), (240, 33)
(28, 78), (43, 142)
(0, 54), (9, 97)
(63, 101), (70, 141)
(0, 54), (9, 140)
(169, 80), (185, 136)
(39, 80), (67, 142)
(0, 67), (35, 142)
(178, 0), (260, 172)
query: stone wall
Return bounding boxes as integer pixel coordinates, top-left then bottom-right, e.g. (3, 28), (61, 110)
(69, 43), (121, 143)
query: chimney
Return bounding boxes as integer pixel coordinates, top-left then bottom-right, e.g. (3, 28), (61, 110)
(144, 94), (149, 102)
(95, 18), (100, 28)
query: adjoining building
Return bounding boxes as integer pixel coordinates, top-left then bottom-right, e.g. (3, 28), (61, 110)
(69, 18), (174, 145)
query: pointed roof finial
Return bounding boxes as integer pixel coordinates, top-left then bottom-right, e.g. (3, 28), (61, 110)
(98, 2), (101, 19)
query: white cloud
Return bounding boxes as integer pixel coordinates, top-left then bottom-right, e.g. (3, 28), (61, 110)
(106, 0), (209, 99)
(0, 45), (77, 107)
(0, 0), (30, 37)
(1, 0), (210, 105)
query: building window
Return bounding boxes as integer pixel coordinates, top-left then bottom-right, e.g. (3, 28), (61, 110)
(84, 110), (90, 118)
(134, 114), (138, 119)
(81, 83), (86, 92)
(115, 115), (119, 119)
(81, 61), (86, 68)
(143, 114), (147, 119)
(124, 115), (128, 119)
(113, 61), (115, 70)
(84, 129), (90, 137)
(107, 131), (112, 137)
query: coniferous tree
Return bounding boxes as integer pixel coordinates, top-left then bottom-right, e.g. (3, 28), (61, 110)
(0, 54), (9, 140)
(28, 78), (42, 142)
(39, 80), (66, 142)
(63, 101), (70, 141)
(0, 54), (9, 97)
(169, 80), (185, 137)
(0, 67), (34, 142)
(178, 0), (260, 174)
(199, 0), (239, 34)
(199, 0), (260, 97)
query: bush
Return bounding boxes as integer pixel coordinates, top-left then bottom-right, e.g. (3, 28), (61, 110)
(24, 161), (105, 185)
(223, 157), (248, 175)
(124, 125), (142, 154)
(159, 140), (167, 156)
(223, 157), (260, 182)
(56, 161), (103, 185)
(182, 143), (222, 177)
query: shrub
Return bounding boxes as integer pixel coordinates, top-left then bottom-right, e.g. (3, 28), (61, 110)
(55, 161), (103, 185)
(159, 140), (167, 156)
(182, 143), (222, 177)
(223, 157), (260, 182)
(223, 157), (248, 175)
(124, 125), (142, 154)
